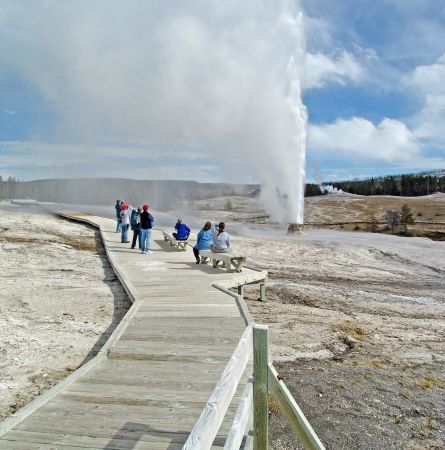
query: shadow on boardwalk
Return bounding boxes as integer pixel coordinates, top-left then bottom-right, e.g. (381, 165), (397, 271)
(79, 228), (132, 366)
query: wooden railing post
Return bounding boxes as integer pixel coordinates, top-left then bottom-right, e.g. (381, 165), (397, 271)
(253, 324), (269, 450)
(259, 282), (267, 303)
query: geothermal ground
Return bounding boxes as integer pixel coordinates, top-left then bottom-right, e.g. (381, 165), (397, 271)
(0, 202), (131, 421)
(1, 193), (444, 449)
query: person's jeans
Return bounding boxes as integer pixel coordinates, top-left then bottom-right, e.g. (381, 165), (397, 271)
(121, 223), (129, 242)
(140, 228), (153, 253)
(193, 246), (200, 261)
(116, 218), (122, 232)
(131, 228), (140, 249)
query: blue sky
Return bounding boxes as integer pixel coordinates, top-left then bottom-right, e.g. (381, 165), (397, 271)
(1, 0), (445, 184)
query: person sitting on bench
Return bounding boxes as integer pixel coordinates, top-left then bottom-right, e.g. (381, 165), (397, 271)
(172, 219), (191, 241)
(210, 222), (231, 253)
(193, 221), (213, 264)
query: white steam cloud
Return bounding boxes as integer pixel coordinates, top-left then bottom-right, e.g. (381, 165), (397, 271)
(0, 0), (307, 223)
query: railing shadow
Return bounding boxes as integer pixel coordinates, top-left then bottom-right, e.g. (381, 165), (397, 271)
(78, 228), (132, 366)
(103, 422), (190, 449)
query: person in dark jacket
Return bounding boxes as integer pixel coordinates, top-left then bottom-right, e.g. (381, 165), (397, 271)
(115, 199), (123, 233)
(130, 207), (142, 249)
(140, 204), (154, 254)
(172, 219), (190, 241)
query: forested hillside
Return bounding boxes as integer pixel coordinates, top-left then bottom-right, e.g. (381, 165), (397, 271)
(328, 172), (445, 196)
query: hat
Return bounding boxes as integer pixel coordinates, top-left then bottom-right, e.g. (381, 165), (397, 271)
(143, 204), (149, 210)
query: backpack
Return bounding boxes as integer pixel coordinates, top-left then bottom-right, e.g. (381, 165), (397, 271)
(130, 210), (139, 230)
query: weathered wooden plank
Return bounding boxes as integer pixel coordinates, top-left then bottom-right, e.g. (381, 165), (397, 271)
(1, 430), (186, 450)
(253, 325), (269, 450)
(134, 309), (241, 318)
(81, 360), (225, 381)
(224, 377), (253, 450)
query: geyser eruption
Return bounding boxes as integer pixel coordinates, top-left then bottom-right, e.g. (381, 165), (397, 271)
(0, 0), (307, 223)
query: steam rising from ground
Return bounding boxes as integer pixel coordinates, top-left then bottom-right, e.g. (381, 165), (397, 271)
(1, 0), (307, 223)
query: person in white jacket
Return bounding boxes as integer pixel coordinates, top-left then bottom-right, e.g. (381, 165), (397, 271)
(120, 203), (133, 243)
(210, 222), (231, 253)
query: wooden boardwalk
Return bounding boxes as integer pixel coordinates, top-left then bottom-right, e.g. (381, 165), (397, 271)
(0, 214), (266, 449)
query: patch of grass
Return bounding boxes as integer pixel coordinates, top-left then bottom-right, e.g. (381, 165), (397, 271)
(425, 417), (438, 431)
(371, 360), (385, 369)
(268, 395), (280, 415)
(399, 390), (414, 400)
(334, 320), (366, 340)
(418, 376), (439, 390)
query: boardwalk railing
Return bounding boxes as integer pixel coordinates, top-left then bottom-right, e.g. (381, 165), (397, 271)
(183, 291), (326, 450)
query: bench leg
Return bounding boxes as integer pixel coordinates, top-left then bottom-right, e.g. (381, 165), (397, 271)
(259, 282), (267, 303)
(232, 260), (242, 272)
(237, 285), (244, 296)
(200, 256), (209, 264)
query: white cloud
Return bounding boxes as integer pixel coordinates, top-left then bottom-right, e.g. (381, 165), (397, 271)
(405, 54), (445, 147)
(304, 50), (365, 89)
(308, 117), (421, 161)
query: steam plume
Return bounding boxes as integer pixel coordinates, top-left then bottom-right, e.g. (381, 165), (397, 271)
(0, 0), (307, 223)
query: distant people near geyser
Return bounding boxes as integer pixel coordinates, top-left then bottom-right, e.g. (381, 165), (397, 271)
(209, 222), (231, 253)
(115, 199), (123, 233)
(140, 204), (154, 254)
(193, 221), (213, 264)
(172, 219), (190, 241)
(120, 203), (132, 243)
(130, 207), (142, 249)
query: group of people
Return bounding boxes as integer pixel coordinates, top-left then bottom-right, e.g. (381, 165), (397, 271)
(114, 200), (231, 262)
(115, 200), (155, 254)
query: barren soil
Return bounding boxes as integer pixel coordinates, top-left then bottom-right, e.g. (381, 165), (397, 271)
(232, 230), (445, 449)
(0, 202), (131, 421)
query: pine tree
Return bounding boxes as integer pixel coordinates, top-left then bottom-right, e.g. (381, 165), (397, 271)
(400, 204), (414, 233)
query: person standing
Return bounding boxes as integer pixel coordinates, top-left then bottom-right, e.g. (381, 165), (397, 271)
(172, 219), (191, 241)
(115, 199), (123, 233)
(193, 221), (213, 263)
(140, 204), (154, 254)
(130, 207), (142, 249)
(209, 222), (230, 253)
(120, 203), (132, 243)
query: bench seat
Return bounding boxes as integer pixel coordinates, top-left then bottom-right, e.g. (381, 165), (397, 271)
(199, 249), (246, 272)
(162, 230), (188, 251)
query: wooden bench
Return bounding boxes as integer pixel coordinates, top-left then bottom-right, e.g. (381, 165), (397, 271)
(199, 249), (246, 272)
(162, 230), (189, 251)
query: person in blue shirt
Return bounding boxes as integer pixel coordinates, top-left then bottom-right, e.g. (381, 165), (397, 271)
(173, 219), (191, 241)
(193, 221), (213, 264)
(115, 199), (123, 233)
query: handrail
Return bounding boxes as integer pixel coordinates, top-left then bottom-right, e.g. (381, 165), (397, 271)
(268, 364), (325, 450)
(183, 326), (253, 450)
(223, 377), (253, 450)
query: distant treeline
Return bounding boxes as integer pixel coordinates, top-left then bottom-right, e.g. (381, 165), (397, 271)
(0, 177), (256, 209)
(0, 176), (327, 203)
(305, 183), (325, 196)
(327, 173), (445, 197)
(2, 173), (442, 203)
